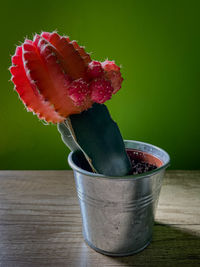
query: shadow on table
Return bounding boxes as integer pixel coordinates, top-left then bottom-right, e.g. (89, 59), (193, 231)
(106, 223), (200, 266)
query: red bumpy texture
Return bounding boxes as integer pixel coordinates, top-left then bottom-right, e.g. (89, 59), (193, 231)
(10, 32), (123, 123)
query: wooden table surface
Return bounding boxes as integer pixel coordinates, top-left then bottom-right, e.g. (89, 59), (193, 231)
(0, 170), (199, 267)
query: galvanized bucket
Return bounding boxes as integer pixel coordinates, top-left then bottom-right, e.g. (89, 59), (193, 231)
(68, 140), (170, 256)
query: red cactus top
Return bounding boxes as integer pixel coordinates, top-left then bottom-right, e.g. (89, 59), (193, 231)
(10, 32), (123, 123)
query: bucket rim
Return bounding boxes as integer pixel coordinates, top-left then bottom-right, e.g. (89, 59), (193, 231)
(68, 140), (170, 180)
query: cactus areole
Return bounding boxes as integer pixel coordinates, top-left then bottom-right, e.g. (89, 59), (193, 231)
(10, 32), (132, 176)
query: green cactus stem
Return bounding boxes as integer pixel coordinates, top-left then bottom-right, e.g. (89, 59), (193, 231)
(58, 103), (132, 176)
(57, 123), (79, 152)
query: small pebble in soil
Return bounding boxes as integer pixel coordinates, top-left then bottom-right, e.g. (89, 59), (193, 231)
(131, 160), (157, 175)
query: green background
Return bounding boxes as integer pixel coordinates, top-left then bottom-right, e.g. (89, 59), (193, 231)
(1, 0), (199, 170)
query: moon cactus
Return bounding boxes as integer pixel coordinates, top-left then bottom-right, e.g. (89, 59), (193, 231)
(10, 32), (123, 122)
(10, 31), (132, 176)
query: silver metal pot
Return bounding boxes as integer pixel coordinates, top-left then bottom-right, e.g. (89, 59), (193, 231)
(68, 140), (170, 256)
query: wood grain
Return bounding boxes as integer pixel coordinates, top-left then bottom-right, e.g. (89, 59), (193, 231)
(0, 170), (199, 267)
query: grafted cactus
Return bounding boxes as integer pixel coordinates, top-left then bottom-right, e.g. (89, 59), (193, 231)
(10, 31), (132, 176)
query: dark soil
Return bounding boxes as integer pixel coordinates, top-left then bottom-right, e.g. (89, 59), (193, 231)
(126, 149), (158, 175)
(131, 159), (157, 175)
